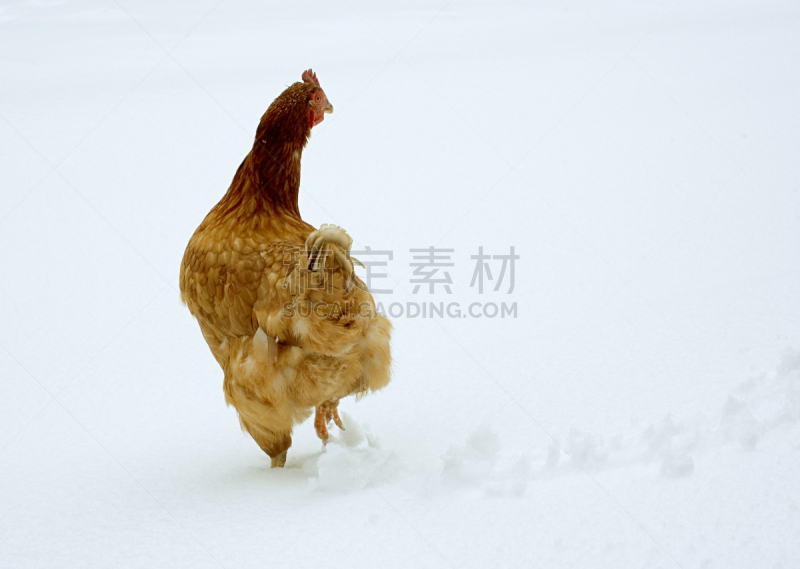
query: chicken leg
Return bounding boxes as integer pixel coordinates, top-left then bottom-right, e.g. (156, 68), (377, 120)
(314, 399), (345, 442)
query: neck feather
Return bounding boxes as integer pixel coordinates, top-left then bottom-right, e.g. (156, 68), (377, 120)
(210, 82), (314, 229)
(250, 133), (305, 216)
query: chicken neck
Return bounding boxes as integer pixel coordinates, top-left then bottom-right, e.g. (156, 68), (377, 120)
(249, 132), (306, 218)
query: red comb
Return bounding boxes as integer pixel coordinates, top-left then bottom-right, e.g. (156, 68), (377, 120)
(302, 69), (320, 87)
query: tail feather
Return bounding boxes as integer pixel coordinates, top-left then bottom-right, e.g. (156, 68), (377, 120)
(306, 224), (354, 275)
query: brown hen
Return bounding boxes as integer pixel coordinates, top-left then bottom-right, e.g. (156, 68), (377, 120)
(179, 70), (392, 467)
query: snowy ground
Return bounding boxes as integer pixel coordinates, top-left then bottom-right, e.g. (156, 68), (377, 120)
(1, 0), (799, 567)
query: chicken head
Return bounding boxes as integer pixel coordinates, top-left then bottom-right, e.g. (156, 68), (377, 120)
(302, 68), (333, 128)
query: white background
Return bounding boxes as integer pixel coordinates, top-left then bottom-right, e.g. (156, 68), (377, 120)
(1, 0), (799, 567)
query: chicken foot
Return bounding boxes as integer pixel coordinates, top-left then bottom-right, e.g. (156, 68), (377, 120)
(271, 450), (287, 468)
(314, 399), (345, 442)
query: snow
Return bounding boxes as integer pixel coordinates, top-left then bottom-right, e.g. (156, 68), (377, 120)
(1, 0), (799, 567)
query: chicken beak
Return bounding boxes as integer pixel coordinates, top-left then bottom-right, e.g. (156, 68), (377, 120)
(324, 103), (333, 114)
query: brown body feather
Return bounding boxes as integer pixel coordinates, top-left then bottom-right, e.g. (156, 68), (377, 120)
(179, 79), (392, 466)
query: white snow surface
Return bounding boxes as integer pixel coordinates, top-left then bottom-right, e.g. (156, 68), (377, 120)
(1, 0), (800, 567)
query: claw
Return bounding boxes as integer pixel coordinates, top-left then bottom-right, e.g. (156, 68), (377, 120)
(314, 400), (345, 442)
(331, 406), (345, 431)
(314, 405), (329, 442)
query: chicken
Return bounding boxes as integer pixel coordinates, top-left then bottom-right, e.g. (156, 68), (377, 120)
(179, 69), (392, 468)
